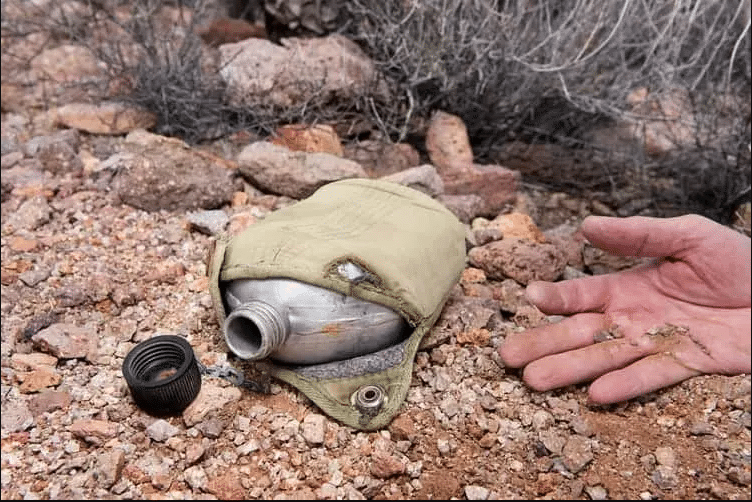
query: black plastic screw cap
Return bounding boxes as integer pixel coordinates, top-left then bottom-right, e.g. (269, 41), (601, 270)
(122, 335), (201, 416)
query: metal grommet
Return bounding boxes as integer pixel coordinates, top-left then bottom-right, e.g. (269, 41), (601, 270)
(122, 335), (201, 416)
(353, 385), (385, 410)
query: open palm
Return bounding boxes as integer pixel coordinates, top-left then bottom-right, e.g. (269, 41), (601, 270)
(499, 214), (751, 403)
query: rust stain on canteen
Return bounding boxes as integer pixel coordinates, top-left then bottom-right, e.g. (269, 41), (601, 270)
(321, 323), (343, 337)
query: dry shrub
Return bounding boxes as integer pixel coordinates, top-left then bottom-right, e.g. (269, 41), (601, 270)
(2, 0), (749, 220)
(0, 0), (368, 142)
(343, 0), (750, 144)
(342, 0), (751, 220)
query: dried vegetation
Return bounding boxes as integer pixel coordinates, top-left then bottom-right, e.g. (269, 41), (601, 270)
(342, 0), (751, 221)
(1, 0), (750, 220)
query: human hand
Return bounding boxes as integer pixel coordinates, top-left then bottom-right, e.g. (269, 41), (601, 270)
(498, 214), (751, 404)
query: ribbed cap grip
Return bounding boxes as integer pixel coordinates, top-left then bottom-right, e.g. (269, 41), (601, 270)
(122, 335), (201, 416)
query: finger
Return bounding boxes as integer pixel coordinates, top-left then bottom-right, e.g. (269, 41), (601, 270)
(499, 313), (608, 368)
(526, 275), (615, 315)
(581, 214), (708, 258)
(521, 335), (655, 392)
(587, 353), (701, 404)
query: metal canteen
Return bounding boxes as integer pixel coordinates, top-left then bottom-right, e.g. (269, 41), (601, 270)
(222, 273), (409, 365)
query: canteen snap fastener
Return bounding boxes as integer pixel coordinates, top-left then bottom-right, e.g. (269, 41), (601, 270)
(353, 385), (385, 410)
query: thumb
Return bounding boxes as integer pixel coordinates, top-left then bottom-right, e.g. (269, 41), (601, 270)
(580, 215), (707, 258)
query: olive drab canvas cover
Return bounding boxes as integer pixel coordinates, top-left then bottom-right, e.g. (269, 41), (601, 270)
(208, 178), (466, 430)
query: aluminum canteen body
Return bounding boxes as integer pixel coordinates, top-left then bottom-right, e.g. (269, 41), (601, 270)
(222, 276), (410, 365)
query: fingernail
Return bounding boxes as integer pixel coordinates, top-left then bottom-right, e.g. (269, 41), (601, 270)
(525, 283), (544, 305)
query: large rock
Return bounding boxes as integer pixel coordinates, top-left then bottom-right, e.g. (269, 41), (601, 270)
(379, 164), (444, 197)
(52, 102), (157, 135)
(31, 323), (97, 360)
(343, 140), (421, 177)
(2, 32), (102, 110)
(105, 135), (237, 212)
(1, 162), (56, 200)
(422, 111), (520, 215)
(425, 110), (474, 173)
(197, 17), (267, 47)
(219, 34), (390, 108)
(442, 164), (520, 216)
(474, 212), (546, 244)
(30, 44), (104, 83)
(236, 141), (366, 199)
(25, 130), (82, 175)
(271, 124), (343, 156)
(437, 194), (486, 224)
(468, 238), (567, 285)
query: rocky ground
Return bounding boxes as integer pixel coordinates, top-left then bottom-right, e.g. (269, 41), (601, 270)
(2, 1), (751, 500)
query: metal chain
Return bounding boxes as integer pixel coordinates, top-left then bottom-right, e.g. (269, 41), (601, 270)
(196, 361), (269, 393)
